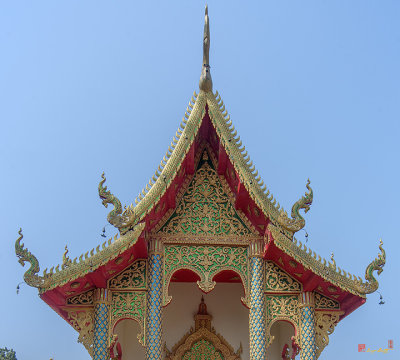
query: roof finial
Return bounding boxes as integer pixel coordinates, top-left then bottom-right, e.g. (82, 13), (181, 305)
(199, 5), (213, 92)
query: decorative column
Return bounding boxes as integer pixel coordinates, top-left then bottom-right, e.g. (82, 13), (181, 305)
(299, 292), (317, 360)
(146, 239), (164, 360)
(93, 288), (111, 360)
(248, 240), (266, 360)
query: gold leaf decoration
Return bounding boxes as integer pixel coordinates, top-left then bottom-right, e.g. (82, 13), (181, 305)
(314, 293), (340, 310)
(67, 290), (94, 306)
(159, 155), (253, 238)
(265, 261), (301, 292)
(108, 259), (147, 290)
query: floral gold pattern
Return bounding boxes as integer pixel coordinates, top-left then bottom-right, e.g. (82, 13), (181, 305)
(159, 156), (253, 238)
(265, 261), (301, 293)
(314, 293), (339, 310)
(315, 311), (343, 358)
(265, 295), (300, 349)
(67, 290), (94, 306)
(108, 260), (146, 290)
(163, 245), (249, 306)
(67, 310), (95, 357)
(110, 291), (146, 346)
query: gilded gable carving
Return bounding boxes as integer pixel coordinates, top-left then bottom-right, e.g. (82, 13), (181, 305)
(314, 292), (340, 310)
(265, 261), (301, 292)
(108, 259), (146, 290)
(67, 290), (94, 306)
(157, 152), (256, 241)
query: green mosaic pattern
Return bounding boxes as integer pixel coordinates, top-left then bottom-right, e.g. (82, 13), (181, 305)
(146, 254), (163, 360)
(249, 257), (266, 360)
(93, 303), (109, 360)
(300, 306), (317, 360)
(163, 245), (248, 303)
(159, 156), (252, 236)
(182, 339), (224, 360)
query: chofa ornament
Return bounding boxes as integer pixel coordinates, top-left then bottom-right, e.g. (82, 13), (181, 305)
(355, 239), (386, 294)
(98, 172), (130, 231)
(15, 228), (49, 288)
(278, 179), (313, 233)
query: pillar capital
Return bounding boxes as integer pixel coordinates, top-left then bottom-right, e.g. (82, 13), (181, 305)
(248, 239), (264, 258)
(93, 288), (111, 305)
(148, 238), (164, 256)
(299, 292), (315, 308)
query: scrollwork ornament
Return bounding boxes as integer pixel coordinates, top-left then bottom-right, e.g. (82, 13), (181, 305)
(67, 290), (94, 306)
(163, 245), (249, 306)
(265, 261), (301, 292)
(314, 293), (339, 310)
(315, 311), (342, 358)
(159, 159), (253, 237)
(110, 291), (146, 346)
(108, 260), (146, 290)
(67, 310), (95, 357)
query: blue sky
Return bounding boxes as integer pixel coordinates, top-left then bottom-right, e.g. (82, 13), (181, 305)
(1, 1), (399, 359)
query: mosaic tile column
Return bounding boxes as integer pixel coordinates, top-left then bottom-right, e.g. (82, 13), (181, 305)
(93, 288), (111, 360)
(146, 239), (164, 360)
(299, 292), (317, 360)
(248, 240), (266, 360)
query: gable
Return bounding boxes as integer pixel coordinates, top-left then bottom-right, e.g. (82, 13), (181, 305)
(154, 149), (259, 243)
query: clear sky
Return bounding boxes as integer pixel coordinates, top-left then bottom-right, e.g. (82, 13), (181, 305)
(1, 1), (399, 359)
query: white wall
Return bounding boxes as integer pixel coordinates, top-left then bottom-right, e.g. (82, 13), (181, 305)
(163, 282), (250, 360)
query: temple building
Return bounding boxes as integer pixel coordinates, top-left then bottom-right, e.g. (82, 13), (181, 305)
(15, 7), (385, 360)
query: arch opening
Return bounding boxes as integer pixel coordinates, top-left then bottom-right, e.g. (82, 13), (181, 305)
(266, 320), (298, 360)
(113, 319), (145, 360)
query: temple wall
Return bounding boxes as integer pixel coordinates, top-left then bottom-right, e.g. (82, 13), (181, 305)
(164, 282), (250, 360)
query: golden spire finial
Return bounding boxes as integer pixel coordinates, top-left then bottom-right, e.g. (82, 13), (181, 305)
(199, 5), (213, 92)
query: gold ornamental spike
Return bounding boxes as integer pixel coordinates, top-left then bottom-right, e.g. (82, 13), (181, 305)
(146, 184), (151, 191)
(214, 90), (220, 100)
(191, 96), (196, 103)
(226, 118), (232, 127)
(55, 265), (60, 273)
(177, 128), (183, 134)
(138, 194), (143, 200)
(193, 90), (198, 99)
(199, 5), (212, 92)
(96, 245), (100, 253)
(152, 175), (157, 182)
(90, 248), (94, 257)
(222, 110), (228, 117)
(135, 198), (139, 204)
(231, 129), (237, 137)
(102, 241), (106, 249)
(189, 102), (194, 109)
(220, 104), (225, 112)
(186, 106), (192, 114)
(185, 112), (189, 119)
(260, 184), (266, 192)
(182, 117), (188, 124)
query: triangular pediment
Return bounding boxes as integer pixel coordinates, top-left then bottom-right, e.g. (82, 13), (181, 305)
(154, 149), (259, 243)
